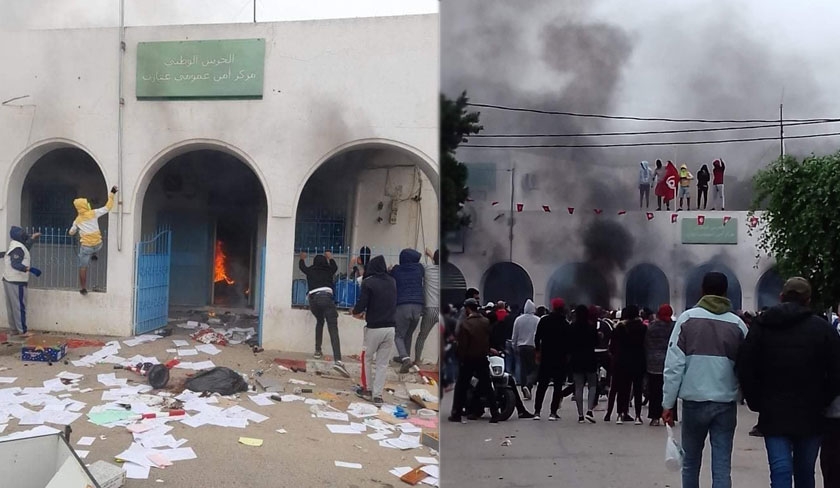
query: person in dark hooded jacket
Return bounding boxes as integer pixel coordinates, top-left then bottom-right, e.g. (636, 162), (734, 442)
(3, 226), (41, 337)
(611, 305), (647, 424)
(298, 250), (348, 377)
(390, 249), (425, 373)
(696, 165), (710, 210)
(568, 305), (600, 423)
(532, 298), (569, 420)
(737, 277), (840, 488)
(645, 304), (674, 426)
(352, 255), (397, 406)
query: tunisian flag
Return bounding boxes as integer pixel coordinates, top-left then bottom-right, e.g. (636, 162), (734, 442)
(655, 161), (679, 203)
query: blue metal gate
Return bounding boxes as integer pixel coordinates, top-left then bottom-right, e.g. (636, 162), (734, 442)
(134, 230), (172, 335)
(257, 246), (266, 347)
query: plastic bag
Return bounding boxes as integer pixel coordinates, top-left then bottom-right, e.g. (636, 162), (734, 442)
(665, 424), (685, 472)
(184, 367), (249, 395)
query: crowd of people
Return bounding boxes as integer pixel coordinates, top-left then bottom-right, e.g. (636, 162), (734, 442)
(639, 158), (726, 211)
(442, 273), (840, 488)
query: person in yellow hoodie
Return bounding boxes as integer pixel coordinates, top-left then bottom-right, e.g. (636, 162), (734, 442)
(678, 164), (694, 211)
(69, 186), (117, 295)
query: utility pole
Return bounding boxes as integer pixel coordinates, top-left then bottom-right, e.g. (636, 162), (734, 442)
(253, 0), (257, 23)
(780, 88), (785, 158)
(509, 165), (515, 263)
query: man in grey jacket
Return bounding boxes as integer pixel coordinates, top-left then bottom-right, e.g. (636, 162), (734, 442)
(511, 299), (540, 399)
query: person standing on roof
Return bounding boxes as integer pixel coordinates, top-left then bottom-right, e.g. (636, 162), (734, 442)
(639, 161), (653, 209)
(678, 164), (694, 211)
(69, 185), (117, 295)
(711, 159), (726, 210)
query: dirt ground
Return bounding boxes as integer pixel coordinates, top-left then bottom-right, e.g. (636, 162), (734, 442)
(0, 326), (439, 488)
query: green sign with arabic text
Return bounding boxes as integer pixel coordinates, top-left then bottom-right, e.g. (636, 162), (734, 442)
(681, 217), (738, 244)
(136, 39), (265, 99)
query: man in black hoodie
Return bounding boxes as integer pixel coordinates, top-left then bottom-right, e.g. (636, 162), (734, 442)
(568, 305), (599, 424)
(352, 255), (397, 407)
(532, 298), (569, 421)
(299, 251), (348, 377)
(737, 277), (840, 488)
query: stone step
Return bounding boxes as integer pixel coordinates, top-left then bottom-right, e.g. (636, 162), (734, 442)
(305, 359), (425, 383)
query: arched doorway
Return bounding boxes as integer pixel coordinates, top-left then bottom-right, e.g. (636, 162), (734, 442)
(140, 149), (268, 309)
(756, 267), (784, 310)
(625, 263), (670, 312)
(19, 147), (109, 291)
(482, 262), (534, 312)
(292, 143), (438, 308)
(441, 262), (467, 308)
(684, 262), (742, 311)
(546, 262), (609, 308)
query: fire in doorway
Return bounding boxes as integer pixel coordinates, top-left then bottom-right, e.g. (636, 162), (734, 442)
(214, 240), (235, 285)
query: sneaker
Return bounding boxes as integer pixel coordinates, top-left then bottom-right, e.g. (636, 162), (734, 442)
(585, 411), (596, 424)
(354, 388), (372, 401)
(634, 417), (643, 425)
(79, 288), (88, 296)
(578, 416), (585, 424)
(522, 386), (531, 400)
(603, 414), (611, 422)
(399, 358), (413, 374)
(447, 415), (463, 423)
(519, 411), (535, 419)
(313, 351), (323, 359)
(409, 364), (421, 373)
(621, 414), (634, 423)
(548, 415), (558, 422)
(650, 419), (661, 426)
(616, 417), (623, 425)
(373, 397), (383, 407)
(466, 414), (481, 421)
(332, 361), (350, 378)
(532, 413), (541, 421)
(489, 417), (499, 424)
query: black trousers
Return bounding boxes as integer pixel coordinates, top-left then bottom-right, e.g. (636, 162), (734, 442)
(823, 418), (840, 488)
(518, 345), (537, 389)
(309, 292), (341, 361)
(697, 186), (708, 209)
(615, 369), (645, 417)
(451, 358), (499, 419)
(647, 373), (664, 420)
(534, 364), (565, 416)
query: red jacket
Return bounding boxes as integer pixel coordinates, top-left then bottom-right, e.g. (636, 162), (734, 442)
(713, 159), (725, 185)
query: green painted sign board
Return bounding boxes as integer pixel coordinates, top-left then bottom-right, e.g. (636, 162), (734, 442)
(136, 39), (265, 99)
(681, 217), (738, 244)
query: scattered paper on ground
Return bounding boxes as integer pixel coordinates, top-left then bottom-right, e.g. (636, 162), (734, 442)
(238, 437), (263, 447)
(76, 436), (96, 446)
(335, 461), (362, 469)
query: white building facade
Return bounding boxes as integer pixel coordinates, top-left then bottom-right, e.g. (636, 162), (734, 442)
(0, 15), (440, 361)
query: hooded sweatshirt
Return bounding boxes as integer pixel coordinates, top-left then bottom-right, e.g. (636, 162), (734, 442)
(4, 226), (33, 284)
(352, 255), (397, 329)
(298, 255), (338, 294)
(639, 161), (652, 186)
(70, 193), (114, 247)
(712, 159), (725, 185)
(645, 305), (674, 374)
(679, 164), (693, 187)
(736, 302), (840, 436)
(390, 249), (425, 306)
(697, 165), (710, 189)
(511, 300), (539, 348)
(567, 306), (599, 373)
(534, 309), (569, 367)
(663, 295), (748, 409)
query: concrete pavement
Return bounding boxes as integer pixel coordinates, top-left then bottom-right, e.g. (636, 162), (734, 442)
(440, 387), (821, 488)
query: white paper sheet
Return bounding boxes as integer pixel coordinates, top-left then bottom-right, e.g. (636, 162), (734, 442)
(154, 447), (197, 461)
(248, 394), (274, 407)
(389, 467), (412, 477)
(349, 422), (367, 432)
(421, 477), (439, 487)
(172, 340), (190, 347)
(327, 424), (361, 434)
(415, 456), (439, 465)
(75, 450), (89, 459)
(177, 349), (198, 356)
(316, 411), (349, 422)
(421, 465), (440, 478)
(396, 422), (422, 434)
(0, 377), (17, 384)
(76, 436), (96, 446)
(124, 462), (151, 480)
(367, 432), (389, 441)
(57, 371), (84, 380)
(195, 344), (221, 355)
(279, 394), (305, 402)
(335, 461), (362, 469)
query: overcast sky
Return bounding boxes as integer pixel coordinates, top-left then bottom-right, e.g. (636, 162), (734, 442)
(0, 0), (437, 29)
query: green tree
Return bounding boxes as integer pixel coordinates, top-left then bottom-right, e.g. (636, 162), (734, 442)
(750, 152), (840, 310)
(441, 92), (483, 238)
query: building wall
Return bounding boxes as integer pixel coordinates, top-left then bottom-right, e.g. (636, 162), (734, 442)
(449, 162), (772, 314)
(0, 15), (439, 362)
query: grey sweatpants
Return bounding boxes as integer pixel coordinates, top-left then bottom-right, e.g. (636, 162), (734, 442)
(3, 280), (27, 334)
(364, 327), (395, 398)
(394, 303), (423, 360)
(573, 372), (598, 417)
(415, 306), (439, 363)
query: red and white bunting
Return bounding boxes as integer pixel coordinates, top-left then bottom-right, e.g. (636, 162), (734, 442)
(749, 216), (760, 228)
(568, 207), (575, 215)
(594, 209), (603, 215)
(697, 215), (706, 226)
(671, 213), (678, 223)
(617, 210), (627, 216)
(516, 203), (524, 212)
(466, 197), (474, 202)
(542, 205), (551, 213)
(646, 212), (654, 221)
(723, 216), (732, 225)
(491, 201), (500, 206)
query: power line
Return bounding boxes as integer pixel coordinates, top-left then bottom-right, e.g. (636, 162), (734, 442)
(462, 130), (840, 149)
(471, 119), (840, 138)
(467, 102), (832, 124)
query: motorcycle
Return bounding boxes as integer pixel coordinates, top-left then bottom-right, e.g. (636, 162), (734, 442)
(464, 355), (517, 421)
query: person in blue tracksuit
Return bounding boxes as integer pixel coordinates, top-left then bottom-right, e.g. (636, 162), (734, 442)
(662, 272), (748, 488)
(3, 226), (42, 338)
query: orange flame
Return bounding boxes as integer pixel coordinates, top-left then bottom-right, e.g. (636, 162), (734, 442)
(214, 240), (235, 285)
